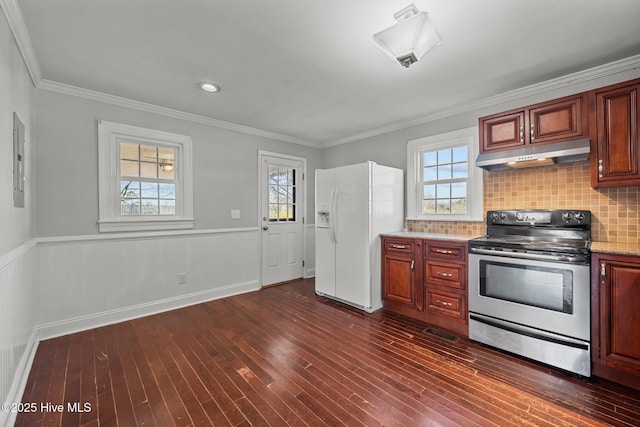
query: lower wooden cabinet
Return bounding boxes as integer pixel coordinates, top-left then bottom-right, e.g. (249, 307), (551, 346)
(592, 253), (640, 391)
(382, 236), (468, 337)
(382, 237), (421, 311)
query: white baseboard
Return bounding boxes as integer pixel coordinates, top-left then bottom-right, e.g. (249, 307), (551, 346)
(36, 280), (260, 340)
(1, 328), (39, 427)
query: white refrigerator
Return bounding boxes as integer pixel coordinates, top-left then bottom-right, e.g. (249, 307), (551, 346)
(315, 162), (404, 312)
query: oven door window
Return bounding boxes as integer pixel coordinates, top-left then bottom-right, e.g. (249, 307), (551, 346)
(479, 260), (573, 313)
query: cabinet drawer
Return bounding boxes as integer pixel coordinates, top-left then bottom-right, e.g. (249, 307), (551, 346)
(425, 260), (465, 290)
(384, 239), (415, 254)
(425, 242), (466, 261)
(426, 290), (465, 319)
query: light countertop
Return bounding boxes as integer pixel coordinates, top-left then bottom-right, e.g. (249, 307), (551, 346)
(591, 241), (640, 256)
(382, 232), (640, 256)
(380, 231), (482, 242)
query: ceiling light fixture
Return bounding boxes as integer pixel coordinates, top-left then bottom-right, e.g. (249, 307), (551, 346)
(373, 3), (443, 68)
(199, 82), (220, 93)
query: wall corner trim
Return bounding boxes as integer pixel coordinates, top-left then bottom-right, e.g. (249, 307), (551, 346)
(0, 0), (42, 86)
(0, 329), (39, 427)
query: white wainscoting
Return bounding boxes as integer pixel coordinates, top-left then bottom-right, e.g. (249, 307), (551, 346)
(0, 241), (38, 427)
(36, 228), (261, 339)
(1, 227), (265, 426)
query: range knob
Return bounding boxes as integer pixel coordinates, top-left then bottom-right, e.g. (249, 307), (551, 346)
(516, 212), (524, 221)
(562, 212), (574, 222)
(574, 212), (585, 221)
(490, 212), (499, 222)
(500, 212), (507, 220)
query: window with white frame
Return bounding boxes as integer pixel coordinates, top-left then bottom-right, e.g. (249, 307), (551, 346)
(407, 127), (483, 221)
(98, 120), (194, 232)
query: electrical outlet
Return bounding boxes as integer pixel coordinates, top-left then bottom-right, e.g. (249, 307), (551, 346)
(178, 272), (187, 285)
(231, 209), (240, 219)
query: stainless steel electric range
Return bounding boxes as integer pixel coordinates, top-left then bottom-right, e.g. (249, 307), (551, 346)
(468, 209), (592, 376)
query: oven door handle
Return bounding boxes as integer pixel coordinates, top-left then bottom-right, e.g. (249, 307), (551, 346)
(469, 247), (585, 263)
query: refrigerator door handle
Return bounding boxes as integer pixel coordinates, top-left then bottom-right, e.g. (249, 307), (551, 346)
(329, 188), (338, 244)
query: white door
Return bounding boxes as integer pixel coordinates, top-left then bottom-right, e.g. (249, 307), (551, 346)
(260, 153), (305, 287)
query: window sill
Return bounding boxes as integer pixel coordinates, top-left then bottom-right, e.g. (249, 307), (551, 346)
(98, 218), (195, 233)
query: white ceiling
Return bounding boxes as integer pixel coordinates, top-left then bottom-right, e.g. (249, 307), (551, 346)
(12, 0), (640, 146)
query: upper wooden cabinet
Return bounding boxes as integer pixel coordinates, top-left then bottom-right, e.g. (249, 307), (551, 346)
(479, 93), (589, 153)
(590, 79), (640, 187)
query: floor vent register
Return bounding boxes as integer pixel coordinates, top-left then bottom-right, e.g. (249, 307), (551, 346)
(424, 327), (459, 343)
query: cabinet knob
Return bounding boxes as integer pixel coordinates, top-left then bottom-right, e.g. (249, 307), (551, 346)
(437, 300), (453, 307)
(519, 127), (524, 142)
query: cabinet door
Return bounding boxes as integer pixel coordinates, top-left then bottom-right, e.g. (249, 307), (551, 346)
(592, 82), (640, 187)
(593, 254), (640, 390)
(529, 94), (587, 145)
(479, 111), (526, 153)
(382, 253), (415, 306)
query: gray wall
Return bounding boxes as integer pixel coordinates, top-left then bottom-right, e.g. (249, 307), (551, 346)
(0, 13), (36, 253)
(35, 90), (322, 237)
(31, 61), (640, 238)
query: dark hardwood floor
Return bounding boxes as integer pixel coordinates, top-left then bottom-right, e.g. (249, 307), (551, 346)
(16, 279), (640, 426)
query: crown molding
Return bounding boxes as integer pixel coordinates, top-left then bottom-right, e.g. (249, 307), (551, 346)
(323, 54), (640, 148)
(0, 0), (42, 86)
(38, 80), (321, 147)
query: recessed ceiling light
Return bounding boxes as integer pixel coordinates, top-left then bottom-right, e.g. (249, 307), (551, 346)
(199, 82), (220, 93)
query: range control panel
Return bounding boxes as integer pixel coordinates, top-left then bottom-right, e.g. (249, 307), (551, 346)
(487, 210), (591, 226)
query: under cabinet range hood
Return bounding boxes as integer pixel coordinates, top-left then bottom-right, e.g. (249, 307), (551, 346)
(475, 139), (591, 171)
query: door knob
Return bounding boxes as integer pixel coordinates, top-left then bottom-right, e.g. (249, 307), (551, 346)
(263, 226), (269, 231)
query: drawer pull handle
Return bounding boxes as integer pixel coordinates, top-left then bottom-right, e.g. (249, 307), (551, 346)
(391, 245), (406, 249)
(437, 272), (453, 277)
(530, 123), (535, 140)
(437, 300), (453, 307)
(435, 249), (453, 254)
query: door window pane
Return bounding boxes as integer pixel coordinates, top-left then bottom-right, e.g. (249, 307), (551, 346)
(267, 165), (297, 222)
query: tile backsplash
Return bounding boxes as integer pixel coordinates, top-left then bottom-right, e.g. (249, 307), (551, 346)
(408, 161), (640, 244)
